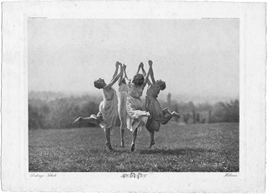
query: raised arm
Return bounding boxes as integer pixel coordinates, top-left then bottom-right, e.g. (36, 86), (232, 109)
(123, 64), (130, 80)
(140, 65), (146, 76)
(123, 64), (131, 84)
(118, 64), (126, 86)
(107, 62), (123, 88)
(112, 62), (120, 79)
(136, 62), (144, 75)
(148, 60), (156, 84)
(142, 65), (152, 89)
(141, 65), (152, 85)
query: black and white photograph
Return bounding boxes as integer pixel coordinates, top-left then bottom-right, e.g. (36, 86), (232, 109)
(28, 19), (239, 172)
(1, 1), (266, 192)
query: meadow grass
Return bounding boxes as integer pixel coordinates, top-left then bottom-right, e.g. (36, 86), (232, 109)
(29, 122), (239, 172)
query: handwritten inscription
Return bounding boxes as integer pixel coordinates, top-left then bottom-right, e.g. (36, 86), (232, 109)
(121, 172), (147, 179)
(224, 173), (237, 177)
(30, 173), (57, 178)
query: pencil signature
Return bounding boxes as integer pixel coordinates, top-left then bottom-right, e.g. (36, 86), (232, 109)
(30, 173), (57, 178)
(224, 173), (237, 177)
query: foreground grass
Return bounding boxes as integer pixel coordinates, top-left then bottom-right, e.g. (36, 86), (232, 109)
(29, 122), (239, 172)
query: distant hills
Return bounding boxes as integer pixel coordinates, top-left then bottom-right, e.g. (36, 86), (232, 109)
(29, 91), (238, 104)
(169, 93), (238, 104)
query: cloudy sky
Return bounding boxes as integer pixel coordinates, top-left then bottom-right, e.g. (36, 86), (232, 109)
(28, 19), (239, 101)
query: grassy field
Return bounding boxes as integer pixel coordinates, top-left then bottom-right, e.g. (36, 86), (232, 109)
(29, 122), (239, 172)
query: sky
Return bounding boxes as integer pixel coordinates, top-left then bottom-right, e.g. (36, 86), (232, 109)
(28, 19), (239, 102)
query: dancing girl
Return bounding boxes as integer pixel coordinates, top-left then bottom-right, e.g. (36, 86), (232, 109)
(141, 60), (180, 149)
(126, 63), (151, 152)
(74, 62), (123, 150)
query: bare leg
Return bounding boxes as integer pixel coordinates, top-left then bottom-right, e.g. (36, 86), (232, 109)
(160, 108), (180, 125)
(146, 119), (159, 148)
(120, 128), (125, 148)
(119, 117), (125, 147)
(73, 116), (82, 123)
(73, 115), (100, 125)
(131, 128), (138, 152)
(105, 128), (113, 150)
(171, 111), (180, 118)
(163, 108), (180, 118)
(148, 131), (155, 149)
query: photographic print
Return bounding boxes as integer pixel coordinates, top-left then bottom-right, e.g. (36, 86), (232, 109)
(2, 1), (265, 192)
(28, 19), (239, 172)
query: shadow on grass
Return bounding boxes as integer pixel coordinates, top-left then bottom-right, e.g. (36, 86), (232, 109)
(85, 147), (218, 156)
(85, 147), (132, 154)
(138, 148), (216, 156)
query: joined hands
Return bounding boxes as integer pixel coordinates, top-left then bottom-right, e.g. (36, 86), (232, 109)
(116, 61), (122, 68)
(148, 60), (153, 67)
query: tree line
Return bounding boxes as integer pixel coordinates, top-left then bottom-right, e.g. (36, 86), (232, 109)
(28, 92), (239, 130)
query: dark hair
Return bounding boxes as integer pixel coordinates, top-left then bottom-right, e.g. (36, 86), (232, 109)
(94, 79), (104, 89)
(156, 80), (166, 90)
(132, 74), (144, 86)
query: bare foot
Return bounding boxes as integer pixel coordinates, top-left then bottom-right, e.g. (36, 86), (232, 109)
(130, 144), (135, 152)
(172, 111), (180, 118)
(121, 141), (125, 148)
(105, 142), (113, 151)
(148, 142), (155, 149)
(73, 117), (82, 123)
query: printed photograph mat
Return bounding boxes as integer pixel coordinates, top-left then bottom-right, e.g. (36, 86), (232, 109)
(1, 1), (266, 193)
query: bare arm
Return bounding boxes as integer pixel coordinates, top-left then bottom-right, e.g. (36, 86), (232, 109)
(136, 62), (144, 75)
(107, 63), (123, 88)
(118, 71), (123, 86)
(140, 65), (146, 76)
(118, 64), (126, 86)
(148, 60), (156, 84)
(142, 65), (152, 89)
(141, 65), (152, 85)
(123, 64), (130, 80)
(123, 66), (131, 84)
(112, 62), (120, 79)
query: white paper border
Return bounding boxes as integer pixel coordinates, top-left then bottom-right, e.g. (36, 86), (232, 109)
(1, 1), (266, 192)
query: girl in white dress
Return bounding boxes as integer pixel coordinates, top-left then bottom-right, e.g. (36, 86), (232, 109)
(126, 63), (151, 152)
(74, 62), (123, 150)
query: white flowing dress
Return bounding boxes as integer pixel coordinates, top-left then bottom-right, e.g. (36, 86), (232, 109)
(126, 84), (148, 132)
(97, 86), (118, 130)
